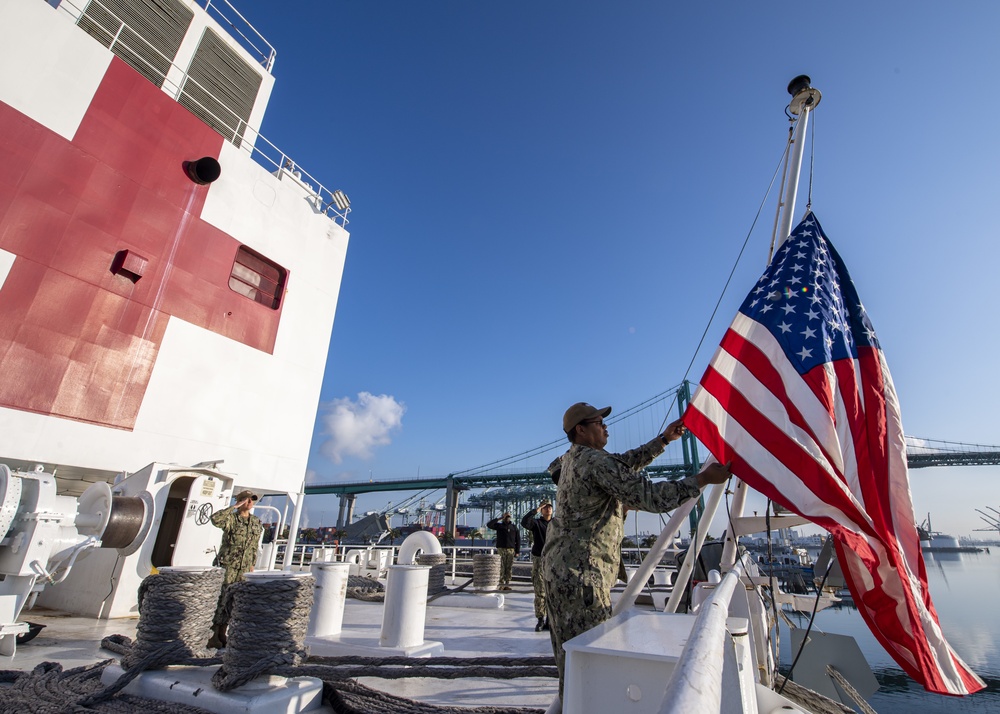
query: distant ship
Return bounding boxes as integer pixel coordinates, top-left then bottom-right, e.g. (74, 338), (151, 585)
(918, 514), (983, 553)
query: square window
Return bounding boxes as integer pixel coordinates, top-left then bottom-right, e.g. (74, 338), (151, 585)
(229, 246), (286, 309)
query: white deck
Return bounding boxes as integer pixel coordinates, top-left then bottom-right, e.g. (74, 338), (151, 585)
(3, 585), (560, 710)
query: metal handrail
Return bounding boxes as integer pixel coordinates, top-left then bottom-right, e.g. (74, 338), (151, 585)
(665, 481), (727, 613)
(658, 559), (746, 714)
(53, 0), (349, 226)
(197, 0), (275, 70)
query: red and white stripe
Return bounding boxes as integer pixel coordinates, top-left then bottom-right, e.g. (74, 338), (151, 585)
(686, 312), (985, 695)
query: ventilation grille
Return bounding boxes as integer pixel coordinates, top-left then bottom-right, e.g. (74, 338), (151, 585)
(77, 0), (193, 87)
(178, 29), (263, 147)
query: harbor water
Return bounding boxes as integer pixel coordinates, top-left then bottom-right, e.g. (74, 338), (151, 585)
(778, 548), (1000, 712)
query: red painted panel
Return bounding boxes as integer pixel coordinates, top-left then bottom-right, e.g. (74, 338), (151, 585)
(0, 56), (283, 429)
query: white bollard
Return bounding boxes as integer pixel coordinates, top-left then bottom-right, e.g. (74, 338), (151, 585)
(307, 562), (351, 638)
(380, 564), (430, 649)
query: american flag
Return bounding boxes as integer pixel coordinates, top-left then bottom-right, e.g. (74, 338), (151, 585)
(684, 212), (985, 695)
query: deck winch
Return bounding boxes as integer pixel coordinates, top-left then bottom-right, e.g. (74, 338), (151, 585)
(0, 460), (240, 655)
(0, 464), (155, 654)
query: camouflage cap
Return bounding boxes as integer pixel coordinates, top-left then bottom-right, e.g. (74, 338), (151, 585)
(539, 500), (553, 508)
(234, 489), (259, 502)
(562, 402), (612, 434)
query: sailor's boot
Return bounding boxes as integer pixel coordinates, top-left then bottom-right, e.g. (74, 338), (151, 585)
(535, 617), (545, 632)
(542, 617), (550, 631)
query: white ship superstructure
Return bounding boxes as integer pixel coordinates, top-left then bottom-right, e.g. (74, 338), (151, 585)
(0, 0), (350, 619)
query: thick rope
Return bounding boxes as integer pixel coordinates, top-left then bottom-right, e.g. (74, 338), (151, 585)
(417, 553), (448, 594)
(347, 574), (386, 601)
(211, 575), (315, 691)
(323, 678), (546, 714)
(0, 660), (212, 713)
(428, 577), (474, 603)
(773, 674), (856, 714)
(0, 651), (555, 713)
(826, 665), (878, 714)
(472, 553), (501, 590)
(123, 568), (222, 668)
(77, 567), (223, 707)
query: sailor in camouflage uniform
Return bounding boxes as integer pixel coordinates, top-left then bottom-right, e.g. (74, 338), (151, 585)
(541, 403), (731, 698)
(207, 489), (264, 648)
(521, 500), (554, 631)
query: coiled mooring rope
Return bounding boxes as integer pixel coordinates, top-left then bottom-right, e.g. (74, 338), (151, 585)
(472, 553), (501, 590)
(0, 660), (212, 713)
(347, 574), (386, 601)
(1, 567), (562, 713)
(77, 566), (223, 707)
(211, 573), (315, 691)
(122, 567), (222, 669)
(416, 553), (448, 594)
(2, 641), (556, 713)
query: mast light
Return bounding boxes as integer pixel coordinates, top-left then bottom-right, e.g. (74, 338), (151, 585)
(787, 74), (822, 115)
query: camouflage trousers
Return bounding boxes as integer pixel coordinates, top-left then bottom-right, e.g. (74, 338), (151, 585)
(498, 548), (515, 585)
(213, 566), (249, 626)
(530, 554), (547, 619)
(542, 569), (613, 697)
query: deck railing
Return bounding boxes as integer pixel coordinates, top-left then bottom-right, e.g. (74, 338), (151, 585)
(267, 541), (505, 584)
(658, 559), (747, 714)
(52, 0), (350, 226)
(196, 0), (275, 70)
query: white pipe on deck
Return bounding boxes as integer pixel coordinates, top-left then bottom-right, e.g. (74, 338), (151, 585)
(396, 529), (442, 565)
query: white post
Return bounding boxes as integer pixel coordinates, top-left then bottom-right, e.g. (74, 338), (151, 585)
(380, 565), (431, 649)
(307, 562), (351, 638)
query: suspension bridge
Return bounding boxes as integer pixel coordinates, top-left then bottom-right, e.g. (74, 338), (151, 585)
(306, 381), (1000, 534)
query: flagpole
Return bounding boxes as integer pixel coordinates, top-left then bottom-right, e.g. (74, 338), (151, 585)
(775, 76), (821, 248)
(721, 76), (822, 570)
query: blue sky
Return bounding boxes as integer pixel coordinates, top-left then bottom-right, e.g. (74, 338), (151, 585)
(242, 1), (1000, 538)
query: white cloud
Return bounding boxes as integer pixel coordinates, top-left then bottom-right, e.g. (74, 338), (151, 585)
(318, 392), (405, 463)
